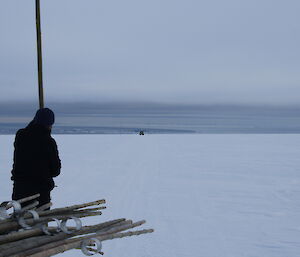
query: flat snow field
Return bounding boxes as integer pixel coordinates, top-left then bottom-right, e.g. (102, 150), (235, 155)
(1, 134), (300, 257)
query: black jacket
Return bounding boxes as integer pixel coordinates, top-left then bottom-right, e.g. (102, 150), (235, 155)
(11, 121), (61, 191)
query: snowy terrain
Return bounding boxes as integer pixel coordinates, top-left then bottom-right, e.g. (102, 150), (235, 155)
(1, 134), (300, 257)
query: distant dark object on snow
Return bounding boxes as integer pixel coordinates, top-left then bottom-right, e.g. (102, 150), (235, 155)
(139, 131), (145, 135)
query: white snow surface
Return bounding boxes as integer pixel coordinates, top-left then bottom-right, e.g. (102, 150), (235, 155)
(1, 134), (300, 257)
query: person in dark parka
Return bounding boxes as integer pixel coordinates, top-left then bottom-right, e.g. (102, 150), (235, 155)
(11, 108), (61, 207)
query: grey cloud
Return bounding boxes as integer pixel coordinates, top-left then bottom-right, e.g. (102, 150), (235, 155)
(0, 0), (300, 104)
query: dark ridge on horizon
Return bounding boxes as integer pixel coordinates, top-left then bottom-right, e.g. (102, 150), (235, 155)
(1, 101), (300, 116)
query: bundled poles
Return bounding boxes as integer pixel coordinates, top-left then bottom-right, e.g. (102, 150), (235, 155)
(35, 0), (44, 109)
(0, 196), (154, 256)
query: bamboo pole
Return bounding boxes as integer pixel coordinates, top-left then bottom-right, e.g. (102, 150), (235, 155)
(0, 210), (98, 232)
(4, 194), (40, 210)
(0, 219), (126, 255)
(36, 203), (52, 212)
(22, 201), (39, 212)
(35, 0), (44, 109)
(0, 196), (153, 256)
(0, 227), (57, 245)
(17, 194), (40, 205)
(0, 235), (47, 253)
(48, 206), (106, 215)
(38, 199), (105, 217)
(5, 219), (129, 256)
(0, 199), (39, 225)
(0, 211), (102, 234)
(24, 229), (154, 257)
(11, 220), (147, 257)
(0, 219), (125, 249)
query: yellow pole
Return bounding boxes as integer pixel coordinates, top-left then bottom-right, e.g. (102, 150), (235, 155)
(35, 0), (44, 109)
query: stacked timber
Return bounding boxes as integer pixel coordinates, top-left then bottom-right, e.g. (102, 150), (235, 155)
(0, 194), (153, 256)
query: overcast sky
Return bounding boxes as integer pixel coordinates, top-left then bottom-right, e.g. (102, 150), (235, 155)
(0, 0), (299, 105)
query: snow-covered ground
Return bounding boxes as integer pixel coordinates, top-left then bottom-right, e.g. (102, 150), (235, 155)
(1, 134), (300, 257)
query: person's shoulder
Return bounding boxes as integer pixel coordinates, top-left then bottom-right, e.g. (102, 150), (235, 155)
(15, 128), (26, 137)
(16, 121), (35, 137)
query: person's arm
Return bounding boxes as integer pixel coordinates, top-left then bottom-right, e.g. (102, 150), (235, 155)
(49, 138), (61, 177)
(11, 130), (21, 179)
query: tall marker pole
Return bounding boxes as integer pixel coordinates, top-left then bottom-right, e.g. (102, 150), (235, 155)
(35, 0), (44, 109)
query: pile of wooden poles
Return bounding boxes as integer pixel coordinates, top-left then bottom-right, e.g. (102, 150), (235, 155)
(0, 194), (153, 256)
